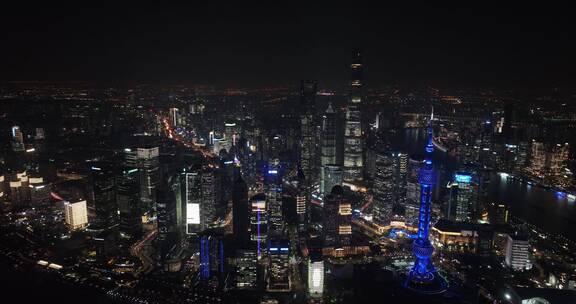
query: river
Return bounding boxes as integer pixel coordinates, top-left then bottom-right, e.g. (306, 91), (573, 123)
(397, 128), (576, 240)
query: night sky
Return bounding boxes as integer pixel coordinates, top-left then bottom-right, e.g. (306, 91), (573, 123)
(1, 5), (575, 88)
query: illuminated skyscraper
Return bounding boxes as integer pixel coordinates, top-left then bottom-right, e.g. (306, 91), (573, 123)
(343, 52), (364, 183)
(528, 141), (570, 181)
(549, 143), (569, 176)
(184, 170), (202, 234)
(235, 249), (257, 289)
(405, 155), (423, 226)
(11, 126), (25, 152)
(169, 107), (179, 127)
(65, 199), (88, 230)
(201, 169), (217, 230)
(299, 80), (317, 226)
(296, 193), (306, 218)
(212, 133), (223, 154)
(321, 103), (337, 167)
(406, 155), (423, 203)
(514, 141), (529, 171)
(394, 152), (409, 205)
(307, 254), (324, 298)
(250, 194), (267, 259)
(505, 234), (531, 271)
(405, 111), (446, 293)
(338, 197), (352, 246)
(372, 151), (395, 226)
(321, 165), (342, 198)
(489, 202), (509, 225)
(300, 80), (317, 183)
(267, 238), (290, 291)
(0, 174), (5, 206)
(34, 127), (44, 140)
(296, 171), (307, 231)
(266, 159), (284, 236)
(225, 121), (239, 148)
(447, 172), (478, 222)
(199, 230), (225, 280)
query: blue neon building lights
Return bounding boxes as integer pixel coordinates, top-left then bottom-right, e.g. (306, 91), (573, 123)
(454, 173), (472, 183)
(405, 111), (447, 293)
(200, 236), (210, 279)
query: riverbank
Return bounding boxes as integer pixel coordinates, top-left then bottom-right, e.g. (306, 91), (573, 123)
(398, 128), (576, 241)
(0, 255), (113, 303)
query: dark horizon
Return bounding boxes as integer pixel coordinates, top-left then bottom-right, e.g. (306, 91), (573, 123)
(2, 5), (576, 89)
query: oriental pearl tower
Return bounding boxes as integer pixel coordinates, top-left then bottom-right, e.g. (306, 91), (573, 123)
(405, 107), (447, 294)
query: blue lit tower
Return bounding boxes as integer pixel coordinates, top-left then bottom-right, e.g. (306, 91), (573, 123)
(405, 109), (447, 293)
(199, 230), (225, 281)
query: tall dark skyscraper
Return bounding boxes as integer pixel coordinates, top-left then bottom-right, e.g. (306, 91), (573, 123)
(156, 178), (177, 256)
(232, 175), (250, 247)
(405, 111), (447, 293)
(320, 103), (338, 195)
(169, 173), (184, 238)
(343, 51), (364, 183)
(503, 101), (514, 142)
(321, 103), (337, 168)
(89, 162), (118, 229)
(321, 164), (342, 198)
(117, 167), (142, 240)
(125, 147), (160, 216)
(323, 185), (342, 247)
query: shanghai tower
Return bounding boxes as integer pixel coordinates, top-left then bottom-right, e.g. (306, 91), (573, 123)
(405, 109), (447, 294)
(343, 51), (364, 183)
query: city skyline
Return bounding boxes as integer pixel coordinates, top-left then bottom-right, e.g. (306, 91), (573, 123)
(1, 6), (576, 304)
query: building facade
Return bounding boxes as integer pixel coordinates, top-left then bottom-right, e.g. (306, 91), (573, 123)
(343, 52), (364, 183)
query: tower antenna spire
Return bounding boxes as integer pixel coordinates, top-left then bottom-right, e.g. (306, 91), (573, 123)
(405, 103), (446, 294)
